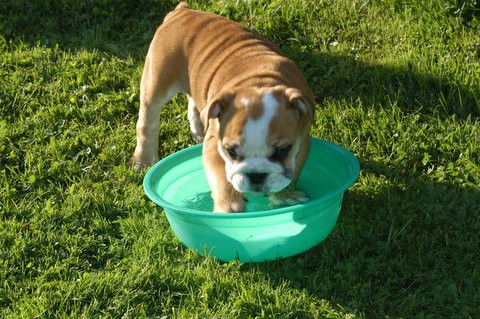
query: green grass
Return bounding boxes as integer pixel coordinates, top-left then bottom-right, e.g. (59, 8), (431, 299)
(1, 0), (479, 317)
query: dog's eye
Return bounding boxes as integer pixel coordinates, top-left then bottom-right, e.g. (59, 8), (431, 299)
(271, 145), (292, 162)
(226, 145), (240, 160)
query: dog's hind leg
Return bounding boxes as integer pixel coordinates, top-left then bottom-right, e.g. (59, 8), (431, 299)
(130, 50), (183, 172)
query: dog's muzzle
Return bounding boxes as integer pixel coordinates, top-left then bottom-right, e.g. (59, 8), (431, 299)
(227, 158), (291, 193)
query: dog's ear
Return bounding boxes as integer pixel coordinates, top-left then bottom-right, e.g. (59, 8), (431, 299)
(285, 88), (314, 123)
(201, 91), (234, 132)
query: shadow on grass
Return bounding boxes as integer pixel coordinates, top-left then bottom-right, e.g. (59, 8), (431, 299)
(0, 0), (177, 58)
(245, 160), (480, 317)
(3, 0), (479, 116)
(2, 0), (479, 120)
(286, 48), (480, 119)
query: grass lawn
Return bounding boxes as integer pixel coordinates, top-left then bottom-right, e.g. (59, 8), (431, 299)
(1, 0), (479, 317)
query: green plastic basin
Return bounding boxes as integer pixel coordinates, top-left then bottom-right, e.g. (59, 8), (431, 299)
(143, 138), (360, 262)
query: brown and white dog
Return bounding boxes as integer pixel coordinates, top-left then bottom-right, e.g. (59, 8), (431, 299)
(131, 2), (315, 213)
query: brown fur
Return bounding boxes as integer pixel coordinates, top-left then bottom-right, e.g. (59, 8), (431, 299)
(131, 4), (315, 212)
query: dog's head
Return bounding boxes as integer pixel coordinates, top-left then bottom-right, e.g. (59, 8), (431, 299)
(203, 86), (314, 194)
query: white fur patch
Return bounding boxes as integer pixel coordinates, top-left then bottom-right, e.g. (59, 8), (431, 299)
(288, 142), (301, 174)
(296, 99), (308, 115)
(242, 92), (278, 157)
(187, 95), (203, 136)
(240, 97), (250, 108)
(210, 102), (222, 118)
(228, 157), (291, 193)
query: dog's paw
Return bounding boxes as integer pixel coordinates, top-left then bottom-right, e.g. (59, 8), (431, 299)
(214, 200), (245, 213)
(212, 192), (246, 213)
(129, 156), (159, 173)
(269, 190), (309, 207)
(190, 131), (205, 144)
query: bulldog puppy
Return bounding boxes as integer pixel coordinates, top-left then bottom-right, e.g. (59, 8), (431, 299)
(131, 2), (315, 213)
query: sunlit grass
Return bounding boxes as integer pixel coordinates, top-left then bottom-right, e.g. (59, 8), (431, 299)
(1, 0), (479, 317)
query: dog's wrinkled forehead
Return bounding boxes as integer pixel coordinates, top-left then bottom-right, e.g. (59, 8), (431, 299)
(240, 92), (279, 157)
(219, 88), (304, 154)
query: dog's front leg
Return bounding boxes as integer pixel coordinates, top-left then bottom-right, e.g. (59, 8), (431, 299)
(203, 136), (246, 213)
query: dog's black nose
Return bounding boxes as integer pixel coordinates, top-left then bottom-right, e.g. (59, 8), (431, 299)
(247, 173), (267, 185)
